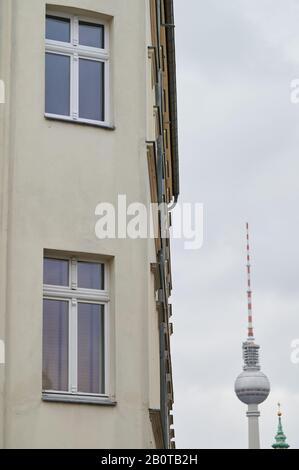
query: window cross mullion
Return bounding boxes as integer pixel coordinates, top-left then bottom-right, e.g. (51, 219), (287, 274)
(71, 258), (77, 289)
(71, 54), (79, 120)
(69, 298), (78, 393)
(73, 16), (79, 46)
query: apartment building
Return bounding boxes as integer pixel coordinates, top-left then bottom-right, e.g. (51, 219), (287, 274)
(0, 0), (179, 448)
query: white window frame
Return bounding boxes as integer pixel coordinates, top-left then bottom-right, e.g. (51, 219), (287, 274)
(42, 255), (111, 403)
(45, 11), (110, 127)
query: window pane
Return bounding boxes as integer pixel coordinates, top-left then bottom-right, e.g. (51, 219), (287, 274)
(78, 303), (105, 394)
(46, 15), (70, 42)
(43, 299), (69, 391)
(78, 262), (104, 290)
(45, 53), (70, 116)
(43, 258), (69, 286)
(79, 21), (104, 48)
(79, 59), (104, 121)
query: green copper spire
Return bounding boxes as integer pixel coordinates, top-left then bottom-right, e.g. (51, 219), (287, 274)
(272, 403), (290, 449)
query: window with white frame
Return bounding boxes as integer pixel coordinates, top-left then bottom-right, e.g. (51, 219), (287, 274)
(45, 12), (110, 125)
(42, 256), (109, 398)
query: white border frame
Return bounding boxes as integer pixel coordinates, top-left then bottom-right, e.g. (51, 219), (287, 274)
(45, 11), (110, 126)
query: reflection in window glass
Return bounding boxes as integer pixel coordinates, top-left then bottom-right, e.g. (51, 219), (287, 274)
(79, 21), (104, 48)
(78, 262), (104, 290)
(79, 59), (104, 122)
(77, 303), (105, 394)
(46, 15), (70, 43)
(43, 258), (69, 286)
(43, 299), (69, 391)
(45, 53), (70, 116)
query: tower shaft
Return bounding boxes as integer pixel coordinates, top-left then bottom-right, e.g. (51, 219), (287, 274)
(247, 404), (260, 449)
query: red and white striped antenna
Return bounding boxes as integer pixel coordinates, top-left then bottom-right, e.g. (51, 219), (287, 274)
(246, 223), (254, 340)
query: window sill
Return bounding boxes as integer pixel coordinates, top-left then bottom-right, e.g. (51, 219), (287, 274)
(42, 393), (117, 406)
(45, 114), (116, 131)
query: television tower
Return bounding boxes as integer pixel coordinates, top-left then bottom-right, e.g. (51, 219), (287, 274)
(235, 223), (270, 449)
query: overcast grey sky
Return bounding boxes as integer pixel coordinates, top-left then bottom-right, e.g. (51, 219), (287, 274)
(171, 0), (299, 449)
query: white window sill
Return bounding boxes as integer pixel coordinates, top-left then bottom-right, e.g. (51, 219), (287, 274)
(45, 114), (115, 130)
(42, 393), (117, 406)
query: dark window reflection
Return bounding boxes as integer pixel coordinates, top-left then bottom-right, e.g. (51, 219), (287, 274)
(45, 53), (70, 116)
(43, 258), (69, 286)
(79, 21), (104, 48)
(78, 262), (104, 290)
(77, 303), (105, 394)
(42, 299), (69, 391)
(46, 15), (71, 43)
(79, 59), (104, 121)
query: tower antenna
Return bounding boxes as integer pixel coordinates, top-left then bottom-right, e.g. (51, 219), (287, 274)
(246, 223), (254, 340)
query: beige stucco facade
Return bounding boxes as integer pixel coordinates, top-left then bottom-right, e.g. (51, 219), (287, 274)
(0, 0), (177, 449)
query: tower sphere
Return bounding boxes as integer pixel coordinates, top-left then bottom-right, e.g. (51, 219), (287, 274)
(235, 370), (270, 405)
